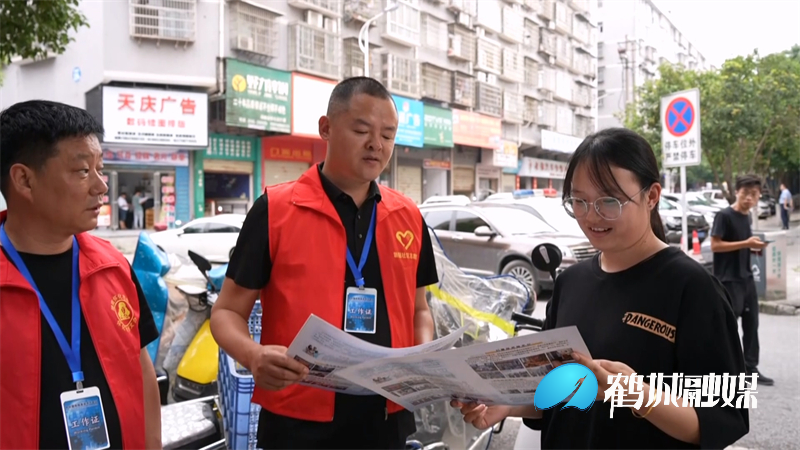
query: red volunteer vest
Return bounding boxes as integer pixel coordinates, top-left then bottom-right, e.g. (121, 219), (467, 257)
(251, 167), (422, 422)
(0, 212), (146, 449)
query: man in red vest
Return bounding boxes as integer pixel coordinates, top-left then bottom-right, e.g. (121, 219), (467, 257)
(0, 100), (162, 449)
(211, 77), (439, 449)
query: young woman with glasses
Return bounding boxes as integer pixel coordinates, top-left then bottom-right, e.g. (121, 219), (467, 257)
(452, 128), (749, 449)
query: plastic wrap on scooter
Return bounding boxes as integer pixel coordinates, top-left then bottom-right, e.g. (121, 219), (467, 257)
(132, 232), (171, 364)
(161, 401), (218, 450)
(405, 227), (533, 450)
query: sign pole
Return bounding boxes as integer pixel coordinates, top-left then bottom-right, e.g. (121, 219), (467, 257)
(680, 165), (688, 252)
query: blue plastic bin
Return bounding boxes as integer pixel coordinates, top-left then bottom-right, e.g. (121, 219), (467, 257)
(218, 301), (262, 450)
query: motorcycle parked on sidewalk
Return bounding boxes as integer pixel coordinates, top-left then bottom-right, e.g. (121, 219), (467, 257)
(131, 233), (225, 449)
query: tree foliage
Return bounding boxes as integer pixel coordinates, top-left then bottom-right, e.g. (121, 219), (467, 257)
(624, 48), (800, 201)
(0, 0), (88, 66)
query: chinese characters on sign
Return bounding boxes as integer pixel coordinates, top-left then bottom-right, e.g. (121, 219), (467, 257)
(518, 157), (569, 179)
(423, 105), (454, 147)
(493, 141), (519, 169)
(603, 373), (758, 418)
(102, 150), (190, 167)
(161, 175), (176, 225)
(226, 59), (292, 133)
(206, 135), (255, 161)
(102, 86), (208, 147)
(452, 110), (502, 149)
(392, 95), (424, 148)
(267, 146), (313, 163)
(660, 89), (701, 168)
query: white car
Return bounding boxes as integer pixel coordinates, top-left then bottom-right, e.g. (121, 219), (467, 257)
(149, 214), (245, 263)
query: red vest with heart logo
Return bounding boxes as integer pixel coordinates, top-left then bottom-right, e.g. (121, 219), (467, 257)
(250, 166), (422, 422)
(0, 211), (146, 449)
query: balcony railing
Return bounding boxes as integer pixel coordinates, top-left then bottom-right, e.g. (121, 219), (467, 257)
(503, 91), (524, 124)
(501, 48), (525, 83)
(289, 22), (342, 80)
(381, 53), (420, 98)
(524, 96), (538, 123)
(230, 1), (278, 57)
(342, 37), (366, 78)
(421, 63), (452, 103)
(539, 101), (556, 127)
(288, 0), (343, 18)
(448, 24), (476, 63)
(452, 72), (475, 107)
(129, 0), (196, 43)
(476, 81), (503, 117)
(475, 38), (503, 75)
(501, 5), (524, 43)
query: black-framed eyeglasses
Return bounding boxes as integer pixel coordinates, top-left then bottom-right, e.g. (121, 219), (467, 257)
(563, 186), (650, 221)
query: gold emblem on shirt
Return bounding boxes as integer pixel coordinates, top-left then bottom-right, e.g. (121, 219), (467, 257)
(111, 294), (138, 332)
(622, 312), (676, 343)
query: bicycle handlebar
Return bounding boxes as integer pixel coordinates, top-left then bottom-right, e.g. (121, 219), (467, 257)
(511, 312), (545, 329)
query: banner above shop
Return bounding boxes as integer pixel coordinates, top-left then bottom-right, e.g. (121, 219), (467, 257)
(541, 129), (584, 154)
(101, 86), (208, 147)
(206, 134), (257, 161)
(423, 105), (453, 148)
(103, 148), (190, 167)
(518, 157), (569, 179)
(225, 59), (291, 133)
(292, 73), (336, 139)
(392, 95), (424, 148)
(452, 110), (501, 149)
(493, 141), (519, 168)
(261, 136), (321, 163)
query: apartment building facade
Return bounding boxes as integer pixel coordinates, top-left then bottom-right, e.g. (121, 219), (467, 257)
(595, 0), (711, 130)
(0, 0), (598, 226)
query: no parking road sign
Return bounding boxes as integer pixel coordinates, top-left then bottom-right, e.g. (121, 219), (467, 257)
(660, 88), (701, 168)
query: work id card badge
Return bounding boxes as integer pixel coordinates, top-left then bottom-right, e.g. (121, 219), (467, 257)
(60, 386), (110, 450)
(344, 287), (378, 334)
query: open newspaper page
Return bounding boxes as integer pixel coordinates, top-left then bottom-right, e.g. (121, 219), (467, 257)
(285, 314), (470, 395)
(335, 326), (590, 410)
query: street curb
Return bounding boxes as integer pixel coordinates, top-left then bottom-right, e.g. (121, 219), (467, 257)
(759, 300), (800, 316)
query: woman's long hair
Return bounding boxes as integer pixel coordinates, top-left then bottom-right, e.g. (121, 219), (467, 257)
(562, 128), (668, 243)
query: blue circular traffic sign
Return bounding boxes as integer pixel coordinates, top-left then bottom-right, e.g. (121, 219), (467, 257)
(665, 97), (694, 137)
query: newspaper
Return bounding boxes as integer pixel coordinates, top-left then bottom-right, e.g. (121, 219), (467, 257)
(286, 315), (470, 395)
(334, 325), (591, 411)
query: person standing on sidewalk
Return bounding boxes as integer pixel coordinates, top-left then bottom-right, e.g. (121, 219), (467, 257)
(0, 100), (163, 449)
(779, 183), (793, 230)
(132, 189), (145, 229)
(710, 174), (774, 386)
(210, 77), (438, 449)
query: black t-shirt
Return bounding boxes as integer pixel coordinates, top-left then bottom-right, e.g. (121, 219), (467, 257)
(711, 206), (753, 282)
(1, 247), (160, 449)
(226, 164), (439, 441)
(523, 247), (749, 449)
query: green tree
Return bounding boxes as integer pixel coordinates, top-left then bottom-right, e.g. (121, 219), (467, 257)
(624, 49), (800, 202)
(0, 0), (87, 69)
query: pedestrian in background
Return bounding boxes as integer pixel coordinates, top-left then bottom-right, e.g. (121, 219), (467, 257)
(779, 182), (793, 230)
(0, 100), (162, 449)
(452, 128), (749, 449)
(210, 77), (439, 450)
(711, 174), (774, 386)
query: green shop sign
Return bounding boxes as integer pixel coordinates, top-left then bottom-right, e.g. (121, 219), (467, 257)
(226, 58), (291, 133)
(423, 105), (453, 147)
(206, 135), (256, 161)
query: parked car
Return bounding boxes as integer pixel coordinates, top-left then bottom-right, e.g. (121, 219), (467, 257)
(662, 192), (720, 226)
(480, 193), (587, 238)
(419, 203), (595, 295)
(658, 197), (710, 246)
(149, 214), (245, 263)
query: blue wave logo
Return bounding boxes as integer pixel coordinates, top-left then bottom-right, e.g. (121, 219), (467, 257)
(533, 363), (598, 411)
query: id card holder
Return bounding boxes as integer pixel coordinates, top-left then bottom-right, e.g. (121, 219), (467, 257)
(344, 287), (378, 334)
(60, 386), (110, 450)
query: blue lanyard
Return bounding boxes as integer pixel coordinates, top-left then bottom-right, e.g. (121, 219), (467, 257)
(0, 224), (83, 389)
(345, 203), (377, 289)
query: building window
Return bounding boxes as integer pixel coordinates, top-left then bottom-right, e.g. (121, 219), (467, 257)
(448, 24), (476, 63)
(503, 91), (524, 124)
(502, 5), (524, 43)
(539, 101), (556, 127)
(554, 2), (573, 36)
(230, 1), (278, 57)
(523, 20), (539, 55)
(421, 63), (452, 103)
(524, 58), (538, 86)
(453, 72), (475, 107)
(287, 0), (342, 17)
(502, 48), (525, 83)
(342, 38), (365, 78)
(524, 96), (538, 123)
(421, 14), (447, 51)
(384, 1), (421, 46)
(130, 0), (197, 43)
(289, 23), (341, 80)
(381, 53), (420, 98)
(476, 38), (503, 74)
(476, 82), (503, 117)
(556, 105), (573, 135)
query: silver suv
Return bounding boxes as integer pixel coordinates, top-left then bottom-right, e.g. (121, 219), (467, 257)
(419, 203), (595, 296)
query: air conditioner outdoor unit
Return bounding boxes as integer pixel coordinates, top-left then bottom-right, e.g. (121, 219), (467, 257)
(238, 36), (254, 51)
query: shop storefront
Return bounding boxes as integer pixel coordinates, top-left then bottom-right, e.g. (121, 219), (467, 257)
(224, 58), (291, 134)
(419, 105), (454, 202)
(256, 72), (334, 187)
(517, 157), (569, 192)
(90, 85), (208, 229)
(451, 110), (503, 199)
(192, 134), (260, 218)
(392, 95), (426, 203)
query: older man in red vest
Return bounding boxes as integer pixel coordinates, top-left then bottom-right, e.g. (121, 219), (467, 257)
(211, 77), (438, 449)
(0, 100), (162, 449)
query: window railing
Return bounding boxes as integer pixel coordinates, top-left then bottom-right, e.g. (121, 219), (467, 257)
(129, 0), (196, 43)
(421, 63), (452, 103)
(289, 22), (342, 80)
(230, 1), (278, 57)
